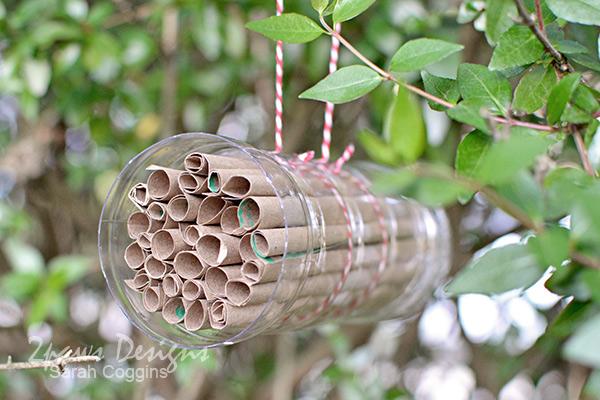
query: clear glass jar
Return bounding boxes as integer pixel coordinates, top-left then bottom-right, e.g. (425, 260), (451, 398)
(98, 133), (451, 348)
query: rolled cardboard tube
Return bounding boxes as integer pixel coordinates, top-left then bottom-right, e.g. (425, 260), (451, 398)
(202, 154), (259, 175)
(127, 212), (150, 239)
(174, 251), (207, 280)
(208, 299), (226, 329)
(160, 213), (179, 230)
(181, 279), (205, 301)
(143, 284), (165, 312)
(210, 300), (267, 329)
(125, 242), (146, 270)
(184, 299), (210, 331)
(163, 273), (184, 297)
(144, 255), (170, 279)
(147, 167), (182, 201)
(162, 297), (187, 324)
(237, 197), (305, 231)
(147, 202), (168, 221)
(205, 265), (243, 297)
(207, 169), (261, 194)
(309, 196), (380, 226)
(199, 280), (219, 301)
(241, 259), (304, 283)
(151, 229), (190, 260)
(197, 196), (231, 225)
(220, 173), (275, 199)
(178, 172), (208, 195)
(196, 233), (242, 266)
(239, 233), (256, 262)
(182, 225), (221, 246)
(125, 270), (151, 291)
(225, 280), (279, 306)
(220, 206), (245, 236)
(137, 233), (153, 251)
(183, 152), (205, 174)
(129, 183), (150, 207)
(167, 193), (203, 222)
(250, 227), (312, 258)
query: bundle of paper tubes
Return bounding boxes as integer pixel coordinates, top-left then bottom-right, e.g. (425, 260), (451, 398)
(124, 152), (420, 332)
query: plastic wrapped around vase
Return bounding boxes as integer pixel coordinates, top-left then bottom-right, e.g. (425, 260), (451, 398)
(98, 133), (451, 348)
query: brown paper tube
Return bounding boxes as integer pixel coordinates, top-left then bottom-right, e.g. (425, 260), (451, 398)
(125, 242), (146, 270)
(207, 169), (260, 194)
(200, 280), (219, 301)
(239, 233), (256, 262)
(237, 197), (305, 231)
(197, 196), (231, 225)
(182, 225), (222, 246)
(203, 154), (259, 175)
(250, 227), (310, 258)
(178, 172), (208, 195)
(147, 167), (182, 201)
(128, 183), (150, 207)
(183, 152), (205, 174)
(137, 233), (152, 251)
(163, 273), (184, 297)
(310, 196), (381, 226)
(143, 284), (165, 312)
(181, 279), (205, 301)
(127, 212), (149, 239)
(174, 251), (207, 279)
(220, 206), (245, 236)
(208, 299), (226, 329)
(205, 265), (243, 296)
(167, 193), (203, 222)
(197, 233), (242, 266)
(151, 229), (190, 260)
(144, 255), (170, 279)
(211, 300), (267, 329)
(162, 297), (187, 324)
(220, 173), (275, 199)
(159, 213), (179, 230)
(225, 280), (279, 306)
(240, 259), (304, 283)
(125, 270), (151, 291)
(184, 299), (210, 331)
(147, 202), (168, 221)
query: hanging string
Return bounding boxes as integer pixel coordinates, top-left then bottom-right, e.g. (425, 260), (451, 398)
(272, 1), (353, 171)
(320, 23), (341, 163)
(273, 0), (284, 153)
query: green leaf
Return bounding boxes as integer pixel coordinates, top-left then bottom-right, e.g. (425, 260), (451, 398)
(47, 255), (91, 288)
(476, 128), (553, 184)
(332, 0), (375, 23)
(457, 63), (512, 115)
(446, 243), (543, 296)
(421, 72), (460, 111)
(570, 53), (600, 73)
(527, 226), (571, 268)
(455, 130), (492, 177)
(513, 65), (557, 113)
(564, 313), (600, 368)
(546, 0), (600, 26)
(245, 13), (324, 44)
(485, 0), (517, 45)
(404, 177), (467, 207)
(446, 100), (491, 133)
(357, 130), (401, 165)
(489, 26), (545, 70)
(390, 39), (464, 72)
(299, 65), (382, 104)
(544, 167), (594, 218)
(547, 73), (581, 124)
(311, 0), (329, 14)
(495, 171), (545, 222)
(383, 85), (426, 162)
(571, 186), (600, 245)
(573, 85), (600, 114)
(1, 272), (42, 302)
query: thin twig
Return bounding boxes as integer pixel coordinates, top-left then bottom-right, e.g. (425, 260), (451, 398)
(534, 0), (545, 32)
(572, 128), (596, 176)
(318, 16), (555, 133)
(514, 0), (573, 73)
(0, 350), (101, 373)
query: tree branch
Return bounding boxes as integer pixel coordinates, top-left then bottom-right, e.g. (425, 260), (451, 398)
(0, 350), (101, 374)
(318, 16), (555, 133)
(534, 0), (545, 32)
(572, 128), (596, 177)
(514, 0), (573, 73)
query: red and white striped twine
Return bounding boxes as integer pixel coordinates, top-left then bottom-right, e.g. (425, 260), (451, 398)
(273, 0), (285, 153)
(272, 2), (353, 170)
(320, 23), (341, 163)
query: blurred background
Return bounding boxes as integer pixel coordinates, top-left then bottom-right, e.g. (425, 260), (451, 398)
(0, 0), (586, 399)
